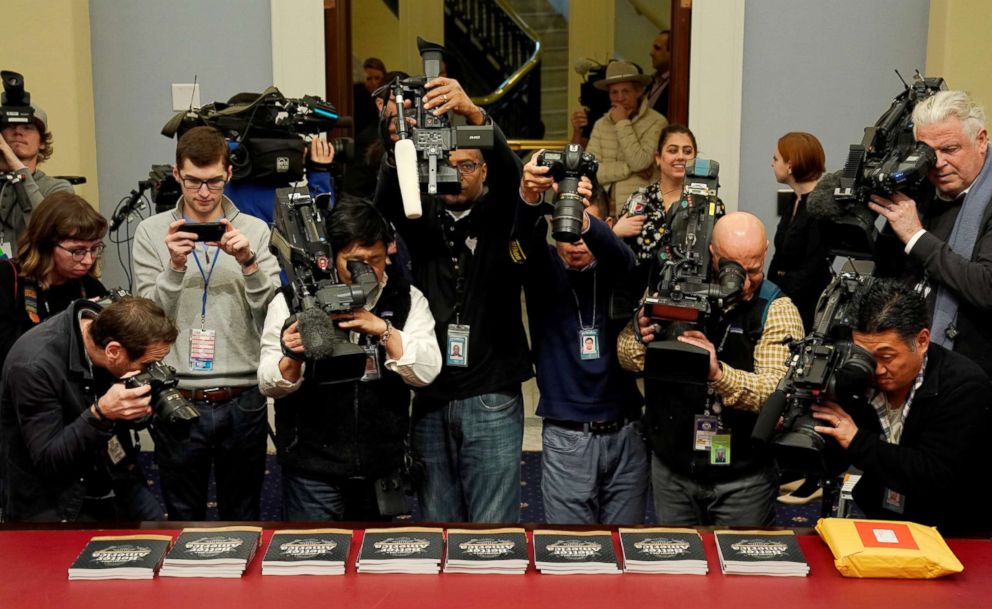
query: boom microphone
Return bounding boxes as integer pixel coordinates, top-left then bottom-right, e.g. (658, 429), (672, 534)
(573, 58), (601, 78)
(395, 138), (422, 219)
(296, 306), (338, 360)
(806, 170), (844, 220)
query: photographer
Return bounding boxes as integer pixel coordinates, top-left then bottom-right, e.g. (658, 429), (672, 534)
(811, 279), (990, 535)
(373, 75), (531, 523)
(518, 156), (647, 524)
(0, 297), (176, 522)
(870, 90), (992, 376)
(618, 212), (804, 525)
(258, 197), (441, 520)
(132, 126), (281, 521)
(0, 103), (73, 254)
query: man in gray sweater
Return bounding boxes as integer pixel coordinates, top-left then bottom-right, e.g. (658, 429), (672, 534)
(132, 126), (280, 520)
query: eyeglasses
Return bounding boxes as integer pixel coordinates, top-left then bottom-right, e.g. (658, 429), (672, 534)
(179, 174), (227, 191)
(57, 243), (105, 261)
(454, 161), (483, 175)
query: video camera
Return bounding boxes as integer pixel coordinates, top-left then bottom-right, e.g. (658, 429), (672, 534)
(825, 71), (945, 257)
(641, 159), (744, 382)
(751, 261), (877, 475)
(269, 187), (375, 384)
(162, 88), (353, 183)
(536, 144), (599, 243)
(388, 37), (495, 197)
(0, 70), (35, 129)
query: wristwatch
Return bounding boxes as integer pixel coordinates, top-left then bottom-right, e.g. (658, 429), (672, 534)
(241, 250), (257, 269)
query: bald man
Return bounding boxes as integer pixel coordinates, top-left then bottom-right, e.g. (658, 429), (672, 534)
(618, 212), (805, 526)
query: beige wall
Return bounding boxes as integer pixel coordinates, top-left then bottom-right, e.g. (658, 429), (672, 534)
(351, 0), (443, 78)
(2, 0), (98, 205)
(568, 2), (616, 121)
(927, 0), (992, 112)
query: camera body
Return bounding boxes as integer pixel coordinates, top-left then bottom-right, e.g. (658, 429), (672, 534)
(752, 265), (876, 475)
(125, 361), (200, 436)
(388, 37), (495, 196)
(0, 70), (35, 129)
(269, 187), (375, 383)
(536, 144), (599, 242)
(829, 72), (945, 257)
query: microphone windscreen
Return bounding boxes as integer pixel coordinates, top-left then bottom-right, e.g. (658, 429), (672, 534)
(296, 307), (337, 360)
(395, 138), (422, 219)
(807, 170), (844, 220)
(573, 58), (597, 76)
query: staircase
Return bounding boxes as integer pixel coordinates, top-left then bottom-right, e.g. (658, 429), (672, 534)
(504, 0), (569, 140)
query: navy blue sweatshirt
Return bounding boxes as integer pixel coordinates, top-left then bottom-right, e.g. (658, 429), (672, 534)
(518, 201), (641, 422)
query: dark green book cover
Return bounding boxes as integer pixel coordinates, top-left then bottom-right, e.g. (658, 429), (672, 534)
(533, 531), (617, 565)
(263, 529), (352, 564)
(359, 528), (444, 562)
(165, 526), (261, 563)
(69, 535), (173, 572)
(446, 528), (528, 563)
(619, 528), (706, 562)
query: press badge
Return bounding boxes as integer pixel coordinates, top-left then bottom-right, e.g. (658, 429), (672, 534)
(446, 324), (470, 367)
(189, 328), (216, 371)
(693, 415), (719, 451)
(579, 328), (600, 360)
(710, 432), (732, 466)
(883, 488), (906, 514)
(361, 343), (381, 382)
(107, 436), (126, 465)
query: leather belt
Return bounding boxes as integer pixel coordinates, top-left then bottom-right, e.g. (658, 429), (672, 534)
(178, 386), (254, 404)
(545, 417), (631, 435)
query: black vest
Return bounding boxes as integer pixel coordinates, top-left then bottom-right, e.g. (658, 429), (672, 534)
(645, 281), (782, 480)
(274, 277), (413, 480)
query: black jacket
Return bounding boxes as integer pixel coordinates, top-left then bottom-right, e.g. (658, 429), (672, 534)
(768, 192), (831, 330)
(0, 301), (152, 522)
(274, 278), (413, 480)
(373, 123), (532, 404)
(844, 344), (991, 536)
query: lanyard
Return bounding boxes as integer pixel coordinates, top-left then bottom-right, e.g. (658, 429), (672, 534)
(191, 243), (220, 328)
(569, 270), (597, 330)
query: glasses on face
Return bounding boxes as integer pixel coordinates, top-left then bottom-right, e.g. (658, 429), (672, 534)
(454, 161), (482, 175)
(179, 174), (227, 191)
(57, 243), (105, 261)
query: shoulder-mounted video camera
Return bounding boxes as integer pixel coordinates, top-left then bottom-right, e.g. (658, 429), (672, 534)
(0, 70), (35, 129)
(536, 144), (599, 242)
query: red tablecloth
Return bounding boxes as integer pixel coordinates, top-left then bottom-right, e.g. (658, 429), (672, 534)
(0, 528), (988, 609)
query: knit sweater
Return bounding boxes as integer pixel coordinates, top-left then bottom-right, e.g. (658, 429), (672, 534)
(587, 97), (667, 214)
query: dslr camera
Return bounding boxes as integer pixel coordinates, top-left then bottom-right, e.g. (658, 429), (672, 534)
(0, 70), (34, 129)
(126, 361), (200, 436)
(751, 262), (876, 475)
(386, 37), (494, 195)
(536, 144), (599, 242)
(642, 159), (744, 382)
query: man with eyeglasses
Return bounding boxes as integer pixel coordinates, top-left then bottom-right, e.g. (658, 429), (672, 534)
(373, 74), (530, 523)
(132, 126), (280, 521)
(0, 103), (74, 258)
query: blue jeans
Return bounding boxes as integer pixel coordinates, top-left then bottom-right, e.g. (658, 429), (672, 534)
(282, 468), (388, 522)
(541, 421), (649, 525)
(151, 388), (268, 521)
(413, 390), (523, 522)
(651, 454), (777, 526)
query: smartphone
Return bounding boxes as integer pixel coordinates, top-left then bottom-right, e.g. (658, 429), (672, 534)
(183, 222), (225, 242)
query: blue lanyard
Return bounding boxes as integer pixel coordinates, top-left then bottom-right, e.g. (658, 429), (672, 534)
(191, 243), (220, 328)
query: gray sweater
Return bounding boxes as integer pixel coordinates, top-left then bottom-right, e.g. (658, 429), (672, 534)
(0, 167), (73, 252)
(132, 196), (280, 388)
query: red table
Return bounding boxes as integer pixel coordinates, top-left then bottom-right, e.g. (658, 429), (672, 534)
(0, 526), (988, 609)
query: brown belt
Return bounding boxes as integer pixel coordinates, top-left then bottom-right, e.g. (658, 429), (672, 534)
(178, 386), (255, 403)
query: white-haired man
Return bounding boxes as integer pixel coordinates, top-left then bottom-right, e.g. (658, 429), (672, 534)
(871, 90), (992, 376)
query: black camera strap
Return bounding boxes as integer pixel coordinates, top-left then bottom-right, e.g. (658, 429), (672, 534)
(569, 271), (598, 330)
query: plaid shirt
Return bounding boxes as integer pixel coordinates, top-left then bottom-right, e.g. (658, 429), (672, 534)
(618, 296), (805, 412)
(869, 354), (928, 445)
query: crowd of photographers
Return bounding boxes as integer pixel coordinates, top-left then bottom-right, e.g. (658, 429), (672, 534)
(0, 55), (989, 537)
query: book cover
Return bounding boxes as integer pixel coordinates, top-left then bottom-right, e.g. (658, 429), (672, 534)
(165, 526), (262, 564)
(446, 528), (528, 564)
(359, 527), (444, 563)
(619, 528), (706, 563)
(533, 530), (617, 567)
(714, 530), (807, 566)
(262, 529), (352, 565)
(69, 535), (173, 575)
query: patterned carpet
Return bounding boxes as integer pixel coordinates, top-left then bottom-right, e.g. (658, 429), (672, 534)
(138, 452), (824, 526)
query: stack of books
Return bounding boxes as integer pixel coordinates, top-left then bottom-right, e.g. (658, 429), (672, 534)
(261, 529), (353, 576)
(443, 528), (529, 574)
(159, 526), (262, 578)
(357, 527), (444, 574)
(533, 530), (619, 574)
(618, 528), (708, 575)
(714, 530), (810, 577)
(68, 534), (173, 580)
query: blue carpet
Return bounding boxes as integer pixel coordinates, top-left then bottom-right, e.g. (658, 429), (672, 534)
(138, 452), (824, 525)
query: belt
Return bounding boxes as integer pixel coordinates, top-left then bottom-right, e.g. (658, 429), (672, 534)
(178, 386), (254, 404)
(545, 417), (631, 435)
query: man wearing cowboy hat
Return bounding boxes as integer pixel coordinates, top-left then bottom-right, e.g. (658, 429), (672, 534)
(587, 59), (667, 216)
(0, 102), (74, 255)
